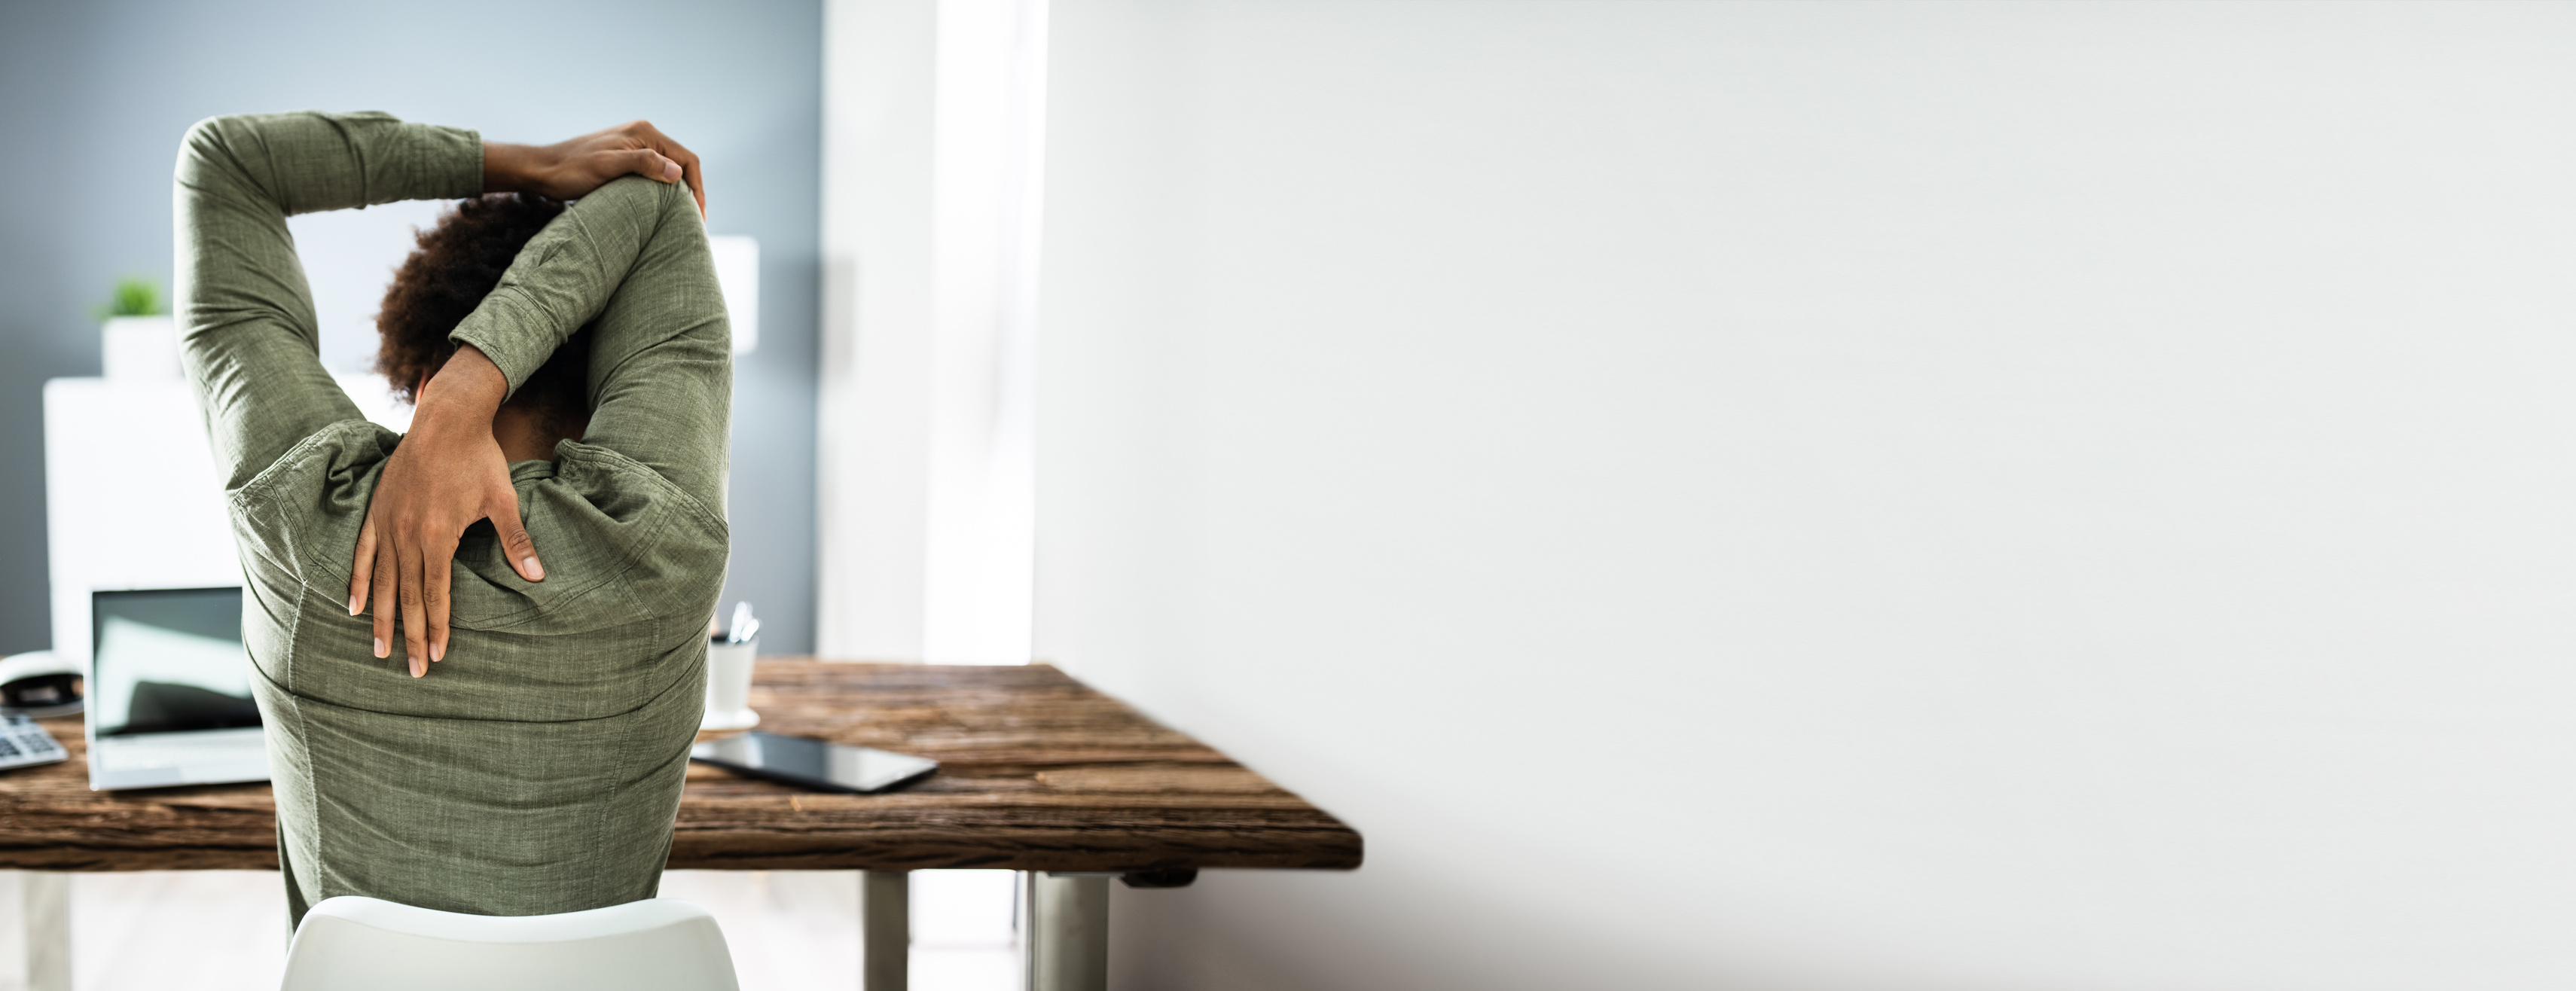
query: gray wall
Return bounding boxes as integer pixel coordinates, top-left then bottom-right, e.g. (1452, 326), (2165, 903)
(0, 0), (821, 654)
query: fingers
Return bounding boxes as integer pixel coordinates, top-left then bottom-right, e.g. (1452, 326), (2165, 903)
(625, 120), (706, 217)
(666, 138), (704, 217)
(371, 532), (397, 660)
(398, 535), (430, 678)
(425, 541), (451, 668)
(619, 147), (683, 186)
(544, 120), (705, 215)
(349, 515), (377, 616)
(490, 486), (545, 584)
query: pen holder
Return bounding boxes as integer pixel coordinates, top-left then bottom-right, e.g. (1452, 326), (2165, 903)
(701, 638), (761, 731)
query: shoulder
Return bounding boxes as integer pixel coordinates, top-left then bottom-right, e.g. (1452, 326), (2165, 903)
(547, 441), (726, 535)
(230, 419), (398, 505)
(526, 441), (730, 593)
(225, 419), (395, 590)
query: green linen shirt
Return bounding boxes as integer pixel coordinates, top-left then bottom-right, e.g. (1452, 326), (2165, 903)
(173, 111), (731, 925)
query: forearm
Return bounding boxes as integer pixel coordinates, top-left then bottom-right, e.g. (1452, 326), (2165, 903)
(179, 111), (481, 218)
(444, 176), (670, 399)
(569, 178), (732, 509)
(441, 175), (728, 504)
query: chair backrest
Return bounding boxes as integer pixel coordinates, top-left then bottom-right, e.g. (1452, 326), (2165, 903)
(280, 896), (740, 991)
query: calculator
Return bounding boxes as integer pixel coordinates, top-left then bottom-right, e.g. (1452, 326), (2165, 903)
(0, 713), (68, 770)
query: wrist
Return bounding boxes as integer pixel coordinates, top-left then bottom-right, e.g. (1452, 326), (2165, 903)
(411, 395), (494, 437)
(417, 346), (508, 424)
(481, 142), (539, 195)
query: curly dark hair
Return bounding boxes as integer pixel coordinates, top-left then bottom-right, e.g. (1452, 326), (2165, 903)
(375, 193), (594, 435)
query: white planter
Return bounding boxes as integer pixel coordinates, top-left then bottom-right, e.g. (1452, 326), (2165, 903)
(101, 315), (179, 381)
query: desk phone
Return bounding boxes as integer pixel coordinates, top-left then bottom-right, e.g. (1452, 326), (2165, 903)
(0, 713), (68, 770)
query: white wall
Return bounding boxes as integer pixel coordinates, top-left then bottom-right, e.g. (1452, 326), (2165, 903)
(819, 0), (1050, 664)
(819, 0), (937, 660)
(1035, 2), (2576, 989)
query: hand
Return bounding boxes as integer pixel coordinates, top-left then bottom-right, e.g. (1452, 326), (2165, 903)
(484, 120), (706, 217)
(348, 346), (546, 677)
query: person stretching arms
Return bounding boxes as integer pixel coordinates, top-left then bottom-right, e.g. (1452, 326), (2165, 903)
(176, 110), (727, 925)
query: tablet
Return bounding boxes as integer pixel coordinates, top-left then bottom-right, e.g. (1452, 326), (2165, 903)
(689, 731), (938, 794)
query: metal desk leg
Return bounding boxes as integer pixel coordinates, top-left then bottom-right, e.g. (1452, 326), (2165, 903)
(1022, 873), (1109, 991)
(22, 871), (68, 991)
(862, 870), (908, 991)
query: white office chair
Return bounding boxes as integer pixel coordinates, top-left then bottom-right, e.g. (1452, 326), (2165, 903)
(280, 895), (740, 991)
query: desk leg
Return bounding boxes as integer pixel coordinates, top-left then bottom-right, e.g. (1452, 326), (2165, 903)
(861, 870), (908, 991)
(1021, 873), (1109, 991)
(21, 871), (69, 991)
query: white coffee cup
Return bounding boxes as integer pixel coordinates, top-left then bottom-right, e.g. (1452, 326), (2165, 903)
(702, 637), (761, 731)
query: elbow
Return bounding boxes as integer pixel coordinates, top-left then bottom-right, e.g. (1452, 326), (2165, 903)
(174, 115), (241, 184)
(180, 114), (231, 147)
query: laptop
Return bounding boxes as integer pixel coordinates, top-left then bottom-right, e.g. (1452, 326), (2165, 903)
(86, 587), (270, 790)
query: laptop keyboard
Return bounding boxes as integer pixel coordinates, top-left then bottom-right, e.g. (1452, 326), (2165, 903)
(0, 713), (68, 770)
(93, 728), (267, 773)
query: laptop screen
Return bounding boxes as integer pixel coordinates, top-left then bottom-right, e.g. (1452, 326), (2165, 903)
(89, 587), (259, 739)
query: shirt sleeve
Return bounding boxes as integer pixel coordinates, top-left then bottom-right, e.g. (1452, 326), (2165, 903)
(175, 111), (484, 491)
(444, 175), (731, 515)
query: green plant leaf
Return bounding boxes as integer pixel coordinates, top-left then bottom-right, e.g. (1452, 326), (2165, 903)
(96, 277), (163, 319)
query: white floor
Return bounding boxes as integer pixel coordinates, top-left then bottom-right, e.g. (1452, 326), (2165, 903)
(0, 869), (1020, 991)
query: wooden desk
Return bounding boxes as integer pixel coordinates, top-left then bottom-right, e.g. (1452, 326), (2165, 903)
(0, 660), (1362, 990)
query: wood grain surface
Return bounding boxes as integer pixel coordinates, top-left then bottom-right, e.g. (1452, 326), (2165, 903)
(0, 661), (1362, 874)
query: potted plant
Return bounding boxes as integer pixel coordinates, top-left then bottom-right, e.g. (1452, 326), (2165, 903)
(97, 276), (178, 380)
